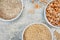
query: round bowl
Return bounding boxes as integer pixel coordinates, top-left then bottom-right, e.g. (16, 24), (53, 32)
(22, 23), (53, 40)
(44, 0), (60, 28)
(0, 0), (24, 21)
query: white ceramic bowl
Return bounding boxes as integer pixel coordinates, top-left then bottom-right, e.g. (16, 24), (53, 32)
(22, 23), (53, 40)
(44, 0), (60, 28)
(0, 0), (24, 21)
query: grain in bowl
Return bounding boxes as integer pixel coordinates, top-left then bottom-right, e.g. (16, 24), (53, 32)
(54, 30), (60, 40)
(22, 23), (52, 40)
(0, 0), (23, 21)
(46, 0), (60, 27)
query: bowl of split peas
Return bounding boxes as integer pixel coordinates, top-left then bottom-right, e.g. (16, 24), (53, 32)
(44, 0), (60, 28)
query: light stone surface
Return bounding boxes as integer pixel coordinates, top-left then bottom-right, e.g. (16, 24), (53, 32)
(0, 0), (59, 40)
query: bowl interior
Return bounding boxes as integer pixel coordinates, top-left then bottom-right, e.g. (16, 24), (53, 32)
(22, 23), (53, 40)
(0, 0), (24, 21)
(44, 1), (60, 28)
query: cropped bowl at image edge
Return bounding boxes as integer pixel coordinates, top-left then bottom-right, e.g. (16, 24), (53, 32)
(22, 23), (53, 40)
(0, 0), (24, 21)
(44, 0), (60, 28)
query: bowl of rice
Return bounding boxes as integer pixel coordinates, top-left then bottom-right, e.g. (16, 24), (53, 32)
(0, 0), (23, 21)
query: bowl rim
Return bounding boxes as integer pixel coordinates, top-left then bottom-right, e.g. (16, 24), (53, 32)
(44, 0), (60, 28)
(22, 23), (53, 40)
(0, 0), (24, 21)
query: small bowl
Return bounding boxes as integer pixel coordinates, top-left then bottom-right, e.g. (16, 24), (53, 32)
(44, 0), (60, 28)
(22, 23), (53, 40)
(0, 0), (24, 21)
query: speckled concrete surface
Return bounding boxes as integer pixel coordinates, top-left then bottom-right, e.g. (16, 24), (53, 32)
(0, 0), (60, 40)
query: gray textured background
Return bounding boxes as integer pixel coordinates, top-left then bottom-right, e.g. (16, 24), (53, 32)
(0, 0), (59, 40)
